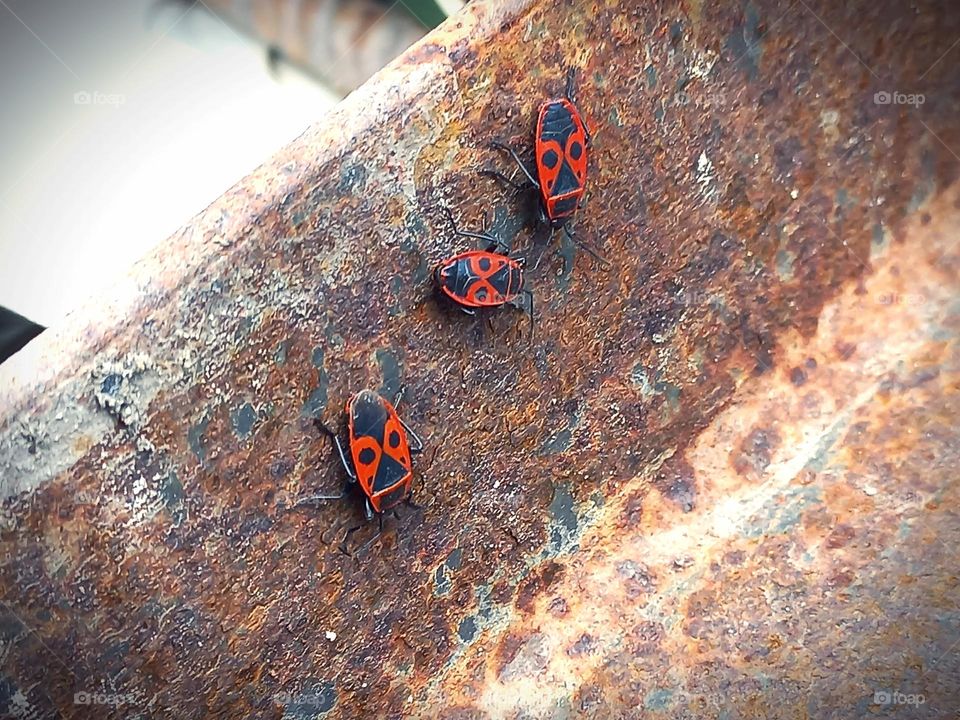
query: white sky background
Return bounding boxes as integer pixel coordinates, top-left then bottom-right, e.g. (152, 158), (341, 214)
(0, 0), (337, 326)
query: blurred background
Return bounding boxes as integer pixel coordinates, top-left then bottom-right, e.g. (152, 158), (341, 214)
(0, 0), (461, 344)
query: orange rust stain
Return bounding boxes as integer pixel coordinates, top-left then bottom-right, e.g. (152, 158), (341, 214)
(426, 183), (960, 715)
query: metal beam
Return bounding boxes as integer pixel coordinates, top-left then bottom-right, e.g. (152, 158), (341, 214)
(1, 0), (958, 717)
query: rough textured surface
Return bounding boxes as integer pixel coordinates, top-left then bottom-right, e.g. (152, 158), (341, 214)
(1, 0), (959, 718)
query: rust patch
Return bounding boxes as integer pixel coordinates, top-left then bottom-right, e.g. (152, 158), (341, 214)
(0, 0), (958, 717)
(514, 560), (565, 614)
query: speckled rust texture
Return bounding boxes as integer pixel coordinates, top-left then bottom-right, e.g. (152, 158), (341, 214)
(0, 0), (958, 718)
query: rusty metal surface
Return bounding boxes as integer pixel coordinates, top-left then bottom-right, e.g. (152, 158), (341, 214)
(1, 0), (959, 718)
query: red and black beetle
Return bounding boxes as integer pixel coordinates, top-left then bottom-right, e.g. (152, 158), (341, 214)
(296, 389), (423, 553)
(483, 68), (606, 268)
(434, 209), (534, 335)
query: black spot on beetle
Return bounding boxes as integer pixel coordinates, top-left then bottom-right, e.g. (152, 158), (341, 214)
(389, 430), (401, 448)
(569, 141), (583, 160)
(542, 149), (560, 168)
(359, 448), (376, 465)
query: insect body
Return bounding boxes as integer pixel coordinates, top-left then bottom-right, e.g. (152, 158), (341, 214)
(296, 389), (423, 552)
(484, 69), (606, 268)
(535, 96), (589, 224)
(434, 210), (534, 335)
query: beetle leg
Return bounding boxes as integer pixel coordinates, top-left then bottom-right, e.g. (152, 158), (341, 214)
(479, 169), (534, 200)
(316, 420), (356, 481)
(489, 141), (540, 187)
(393, 387), (425, 456)
(341, 519), (382, 557)
(444, 207), (507, 252)
(524, 288), (535, 341)
(399, 417), (425, 453)
(575, 109), (593, 147)
(339, 523), (363, 555)
(291, 479), (350, 510)
(563, 224), (610, 268)
(564, 68), (593, 146)
(531, 228), (553, 270)
(487, 237), (513, 254)
(479, 211), (512, 254)
(459, 306), (476, 317)
(320, 525), (341, 545)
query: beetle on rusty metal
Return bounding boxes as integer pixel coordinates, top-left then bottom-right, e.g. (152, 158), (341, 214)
(483, 68), (607, 269)
(295, 388), (423, 553)
(434, 208), (534, 337)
